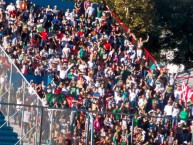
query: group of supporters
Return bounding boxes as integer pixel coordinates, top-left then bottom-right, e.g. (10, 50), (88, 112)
(0, 0), (193, 144)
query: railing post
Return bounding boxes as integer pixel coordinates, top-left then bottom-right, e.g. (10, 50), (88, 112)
(85, 114), (89, 145)
(39, 107), (44, 145)
(131, 116), (134, 145)
(49, 110), (53, 144)
(70, 110), (76, 139)
(20, 81), (26, 144)
(7, 63), (12, 125)
(89, 113), (94, 145)
(36, 99), (40, 144)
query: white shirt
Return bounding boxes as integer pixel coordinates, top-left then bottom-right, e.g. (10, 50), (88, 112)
(79, 64), (87, 72)
(65, 12), (71, 20)
(83, 75), (91, 84)
(98, 87), (105, 97)
(138, 98), (147, 108)
(23, 111), (31, 123)
(0, 76), (5, 84)
(172, 108), (179, 117)
(122, 119), (127, 129)
(164, 105), (173, 116)
(130, 92), (136, 101)
(62, 47), (70, 54)
(28, 86), (34, 95)
(114, 91), (120, 99)
(59, 64), (73, 79)
(114, 95), (122, 104)
(86, 6), (95, 15)
(16, 99), (22, 110)
(127, 48), (135, 59)
(174, 90), (182, 100)
(6, 4), (15, 11)
(87, 61), (93, 68)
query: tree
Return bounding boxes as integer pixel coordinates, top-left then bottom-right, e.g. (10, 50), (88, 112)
(92, 0), (193, 67)
(155, 0), (193, 67)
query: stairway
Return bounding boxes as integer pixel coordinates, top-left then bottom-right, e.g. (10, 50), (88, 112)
(0, 112), (20, 145)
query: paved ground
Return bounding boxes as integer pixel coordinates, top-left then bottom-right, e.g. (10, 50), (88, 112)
(175, 68), (193, 88)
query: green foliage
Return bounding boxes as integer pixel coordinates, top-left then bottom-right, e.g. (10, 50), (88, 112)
(91, 0), (193, 66)
(99, 0), (157, 36)
(155, 0), (193, 65)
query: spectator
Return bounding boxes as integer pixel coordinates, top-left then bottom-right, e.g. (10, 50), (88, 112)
(0, 0), (192, 144)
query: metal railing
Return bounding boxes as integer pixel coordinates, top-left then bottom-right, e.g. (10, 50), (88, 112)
(0, 46), (43, 144)
(0, 102), (193, 145)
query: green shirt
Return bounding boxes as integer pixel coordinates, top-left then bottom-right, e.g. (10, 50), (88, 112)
(67, 73), (74, 79)
(180, 111), (188, 120)
(97, 10), (102, 18)
(37, 26), (44, 33)
(134, 118), (139, 126)
(113, 109), (121, 120)
(46, 93), (54, 105)
(79, 48), (86, 58)
(121, 92), (128, 100)
(70, 87), (77, 96)
(113, 135), (118, 145)
(122, 70), (131, 81)
(69, 58), (77, 65)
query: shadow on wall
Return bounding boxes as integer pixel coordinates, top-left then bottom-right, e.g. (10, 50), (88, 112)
(30, 0), (75, 10)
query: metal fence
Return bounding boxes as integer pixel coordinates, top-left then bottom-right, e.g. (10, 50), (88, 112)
(0, 46), (43, 144)
(0, 102), (93, 145)
(0, 102), (193, 145)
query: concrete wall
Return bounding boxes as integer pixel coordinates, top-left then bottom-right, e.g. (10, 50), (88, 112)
(30, 0), (75, 11)
(5, 0), (75, 11)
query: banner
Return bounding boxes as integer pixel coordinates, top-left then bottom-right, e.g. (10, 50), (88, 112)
(181, 82), (193, 102)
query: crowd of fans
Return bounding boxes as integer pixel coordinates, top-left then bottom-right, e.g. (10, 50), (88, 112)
(0, 0), (193, 144)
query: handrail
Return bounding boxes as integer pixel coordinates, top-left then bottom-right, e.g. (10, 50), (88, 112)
(176, 76), (193, 79)
(144, 48), (157, 63)
(14, 125), (37, 145)
(0, 106), (24, 128)
(0, 102), (192, 121)
(0, 46), (43, 104)
(0, 87), (10, 98)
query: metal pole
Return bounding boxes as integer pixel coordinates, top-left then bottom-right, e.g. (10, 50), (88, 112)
(20, 81), (25, 144)
(131, 117), (134, 145)
(0, 87), (10, 110)
(70, 111), (75, 138)
(36, 98), (40, 144)
(0, 107), (24, 129)
(85, 115), (89, 145)
(89, 113), (94, 145)
(7, 63), (12, 125)
(39, 107), (44, 145)
(49, 110), (53, 144)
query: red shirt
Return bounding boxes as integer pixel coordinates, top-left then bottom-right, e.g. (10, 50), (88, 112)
(41, 31), (48, 40)
(54, 87), (62, 94)
(104, 43), (111, 50)
(66, 95), (74, 108)
(77, 31), (84, 37)
(61, 58), (68, 63)
(57, 32), (64, 40)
